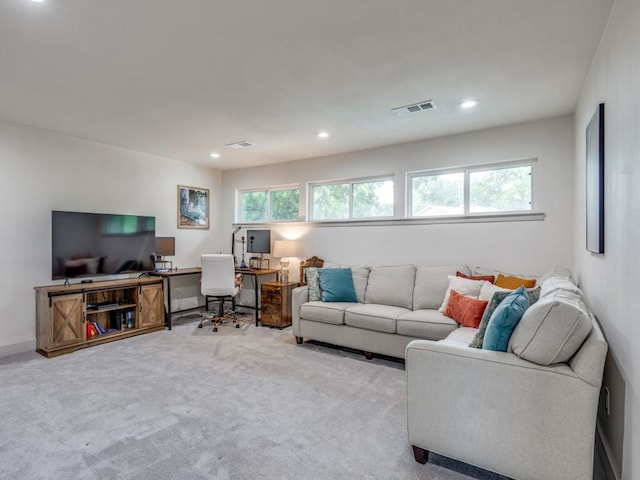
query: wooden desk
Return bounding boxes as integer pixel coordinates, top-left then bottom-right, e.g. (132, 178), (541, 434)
(155, 267), (279, 328)
(234, 268), (280, 326)
(154, 267), (202, 330)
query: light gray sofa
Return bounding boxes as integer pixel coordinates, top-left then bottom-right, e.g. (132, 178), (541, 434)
(292, 264), (473, 359)
(292, 264), (607, 480)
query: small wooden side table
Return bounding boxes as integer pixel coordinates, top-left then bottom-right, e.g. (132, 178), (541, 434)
(260, 281), (298, 328)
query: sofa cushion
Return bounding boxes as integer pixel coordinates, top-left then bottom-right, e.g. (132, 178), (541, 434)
(539, 275), (584, 300)
(440, 326), (478, 346)
(538, 265), (575, 285)
(317, 268), (358, 302)
(510, 292), (593, 365)
(482, 286), (530, 352)
(470, 287), (540, 348)
(412, 265), (470, 310)
(443, 290), (488, 328)
(364, 265), (416, 309)
(397, 309), (458, 340)
(348, 266), (370, 303)
(300, 301), (355, 325)
(345, 304), (408, 333)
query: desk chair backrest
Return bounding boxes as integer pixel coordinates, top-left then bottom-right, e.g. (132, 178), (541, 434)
(201, 254), (236, 297)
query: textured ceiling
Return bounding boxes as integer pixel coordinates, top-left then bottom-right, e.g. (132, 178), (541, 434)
(0, 0), (613, 169)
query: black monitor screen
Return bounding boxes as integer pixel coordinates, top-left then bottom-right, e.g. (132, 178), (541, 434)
(246, 229), (271, 254)
(52, 210), (156, 280)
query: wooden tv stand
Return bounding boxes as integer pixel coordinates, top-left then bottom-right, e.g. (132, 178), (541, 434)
(34, 277), (164, 358)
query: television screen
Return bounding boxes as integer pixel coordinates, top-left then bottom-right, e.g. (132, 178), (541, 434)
(246, 229), (271, 254)
(52, 211), (156, 280)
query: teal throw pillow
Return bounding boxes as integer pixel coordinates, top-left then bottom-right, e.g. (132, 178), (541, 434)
(469, 287), (540, 348)
(317, 268), (358, 303)
(482, 286), (530, 352)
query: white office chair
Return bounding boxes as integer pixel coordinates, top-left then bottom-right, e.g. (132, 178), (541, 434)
(198, 254), (242, 332)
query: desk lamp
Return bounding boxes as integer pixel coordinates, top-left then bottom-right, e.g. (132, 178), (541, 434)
(272, 240), (298, 283)
(155, 237), (175, 271)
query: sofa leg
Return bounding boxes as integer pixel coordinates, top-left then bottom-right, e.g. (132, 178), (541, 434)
(364, 351), (373, 360)
(412, 445), (429, 464)
(295, 336), (303, 344)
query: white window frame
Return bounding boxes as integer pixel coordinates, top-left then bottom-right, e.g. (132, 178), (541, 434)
(406, 159), (536, 218)
(237, 184), (300, 223)
(308, 175), (395, 221)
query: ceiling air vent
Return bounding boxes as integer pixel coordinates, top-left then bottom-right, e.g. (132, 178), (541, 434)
(225, 140), (254, 149)
(391, 100), (437, 116)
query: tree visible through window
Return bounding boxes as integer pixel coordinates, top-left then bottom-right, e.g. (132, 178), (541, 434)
(409, 162), (533, 217)
(238, 187), (299, 222)
(310, 177), (394, 221)
(411, 172), (464, 216)
(240, 191), (268, 222)
(271, 189), (300, 221)
(469, 166), (531, 212)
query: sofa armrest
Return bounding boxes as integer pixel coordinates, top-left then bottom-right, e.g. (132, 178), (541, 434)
(406, 339), (601, 480)
(292, 286), (308, 336)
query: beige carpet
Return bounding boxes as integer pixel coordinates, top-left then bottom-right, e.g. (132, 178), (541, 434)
(0, 313), (511, 479)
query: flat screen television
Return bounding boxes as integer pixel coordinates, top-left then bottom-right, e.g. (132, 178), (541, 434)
(51, 210), (156, 280)
(246, 229), (271, 254)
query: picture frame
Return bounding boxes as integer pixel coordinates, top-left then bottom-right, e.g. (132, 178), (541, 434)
(177, 185), (210, 229)
(585, 103), (605, 254)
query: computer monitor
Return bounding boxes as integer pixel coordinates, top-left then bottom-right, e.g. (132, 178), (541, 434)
(246, 230), (271, 254)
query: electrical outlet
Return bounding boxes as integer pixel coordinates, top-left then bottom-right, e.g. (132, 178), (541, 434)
(604, 386), (611, 415)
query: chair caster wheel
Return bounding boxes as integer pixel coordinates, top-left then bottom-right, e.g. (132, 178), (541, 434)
(213, 327), (218, 332)
(235, 324), (240, 328)
(197, 324), (203, 328)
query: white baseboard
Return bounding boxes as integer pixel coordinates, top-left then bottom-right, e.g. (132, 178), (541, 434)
(0, 340), (35, 358)
(597, 421), (621, 480)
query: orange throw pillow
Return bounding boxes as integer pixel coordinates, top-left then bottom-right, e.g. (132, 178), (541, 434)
(443, 289), (489, 328)
(456, 271), (495, 283)
(495, 273), (536, 289)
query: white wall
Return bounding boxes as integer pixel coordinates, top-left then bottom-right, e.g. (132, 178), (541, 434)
(222, 115), (576, 279)
(574, 0), (639, 477)
(0, 120), (223, 354)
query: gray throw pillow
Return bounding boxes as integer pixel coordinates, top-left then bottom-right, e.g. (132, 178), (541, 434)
(469, 287), (540, 348)
(306, 267), (321, 301)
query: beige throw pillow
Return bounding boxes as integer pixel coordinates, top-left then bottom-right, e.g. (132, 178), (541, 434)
(439, 276), (487, 313)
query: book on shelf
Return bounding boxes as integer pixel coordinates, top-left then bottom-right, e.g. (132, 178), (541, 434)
(86, 322), (99, 339)
(92, 321), (106, 334)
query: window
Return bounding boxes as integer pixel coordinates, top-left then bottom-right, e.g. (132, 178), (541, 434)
(238, 186), (299, 222)
(408, 161), (534, 217)
(309, 177), (394, 221)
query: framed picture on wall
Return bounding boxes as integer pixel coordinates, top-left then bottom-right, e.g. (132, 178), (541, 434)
(177, 185), (210, 229)
(586, 103), (605, 254)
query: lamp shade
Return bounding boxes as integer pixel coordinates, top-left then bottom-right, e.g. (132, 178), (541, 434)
(155, 237), (175, 256)
(272, 239), (298, 258)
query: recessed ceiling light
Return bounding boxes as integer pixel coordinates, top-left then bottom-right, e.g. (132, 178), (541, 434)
(31, 0), (45, 3)
(317, 131), (329, 138)
(461, 100), (479, 109)
(210, 152), (220, 159)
